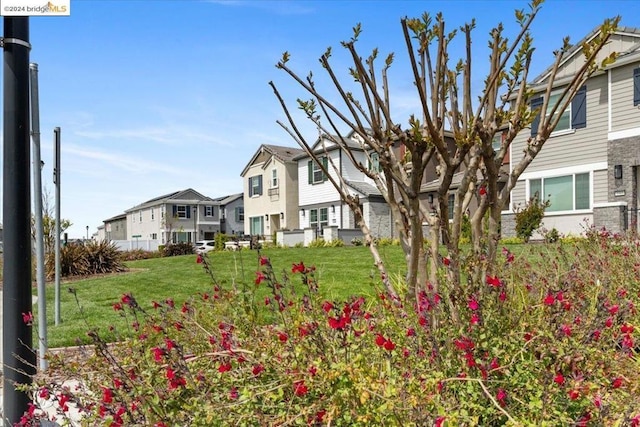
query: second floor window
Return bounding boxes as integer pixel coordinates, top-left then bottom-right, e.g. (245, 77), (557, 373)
(448, 194), (455, 221)
(176, 205), (187, 219)
(205, 206), (213, 217)
(151, 209), (154, 220)
(531, 85), (586, 136)
(235, 206), (244, 221)
(369, 153), (381, 173)
(308, 157), (328, 184)
(271, 169), (278, 187)
(139, 211), (142, 222)
(249, 175), (263, 197)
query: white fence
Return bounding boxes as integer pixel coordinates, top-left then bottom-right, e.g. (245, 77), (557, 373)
(112, 239), (160, 252)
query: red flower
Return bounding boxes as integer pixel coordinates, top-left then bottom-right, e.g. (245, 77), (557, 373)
(151, 347), (164, 362)
(499, 290), (507, 302)
(21, 312), (33, 325)
(165, 338), (176, 350)
(383, 339), (396, 351)
(524, 332), (533, 342)
(479, 186), (487, 196)
(196, 255), (203, 264)
(496, 388), (507, 406)
(255, 271), (266, 285)
(39, 387), (50, 400)
(321, 301), (333, 313)
(608, 304), (619, 315)
(568, 389), (580, 400)
(291, 262), (305, 274)
(218, 362), (232, 373)
(102, 387), (113, 404)
(621, 323), (634, 334)
(435, 416), (446, 427)
(152, 301), (161, 309)
(229, 387), (238, 400)
(605, 317), (614, 328)
(121, 294), (133, 305)
(468, 298), (479, 311)
(543, 293), (555, 306)
(375, 334), (386, 347)
(406, 328), (416, 337)
(631, 414), (640, 427)
(554, 372), (565, 385)
(174, 322), (184, 331)
(470, 313), (480, 326)
(112, 302), (123, 311)
(328, 315), (350, 330)
(278, 332), (288, 343)
(259, 256), (269, 265)
(490, 358), (500, 370)
(612, 377), (623, 388)
(560, 324), (572, 337)
(293, 380), (308, 396)
(486, 275), (501, 287)
(252, 364), (264, 376)
(442, 257), (450, 266)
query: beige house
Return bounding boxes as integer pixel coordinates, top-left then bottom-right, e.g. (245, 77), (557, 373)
(504, 26), (640, 237)
(241, 144), (304, 236)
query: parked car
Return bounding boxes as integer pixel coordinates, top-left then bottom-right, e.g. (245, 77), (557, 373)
(195, 240), (216, 254)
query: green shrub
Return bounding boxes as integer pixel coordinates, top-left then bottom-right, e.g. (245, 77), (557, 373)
(324, 238), (344, 247)
(499, 236), (524, 245)
(543, 227), (560, 243)
(214, 233), (229, 251)
(120, 249), (161, 261)
(27, 232), (640, 426)
(351, 237), (363, 246)
(45, 241), (126, 279)
(162, 242), (194, 257)
(514, 195), (549, 242)
(307, 238), (326, 248)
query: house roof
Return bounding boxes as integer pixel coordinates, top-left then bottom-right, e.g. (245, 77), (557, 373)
(532, 26), (640, 85)
(103, 213), (127, 223)
(294, 133), (364, 160)
(125, 188), (215, 212)
(213, 192), (243, 205)
(345, 180), (382, 198)
(240, 144), (304, 177)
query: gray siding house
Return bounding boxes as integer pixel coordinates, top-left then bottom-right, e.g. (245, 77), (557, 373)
(103, 213), (127, 241)
(215, 193), (245, 236)
(505, 26), (640, 237)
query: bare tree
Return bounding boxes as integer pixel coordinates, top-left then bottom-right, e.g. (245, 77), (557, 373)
(31, 186), (72, 254)
(271, 0), (618, 312)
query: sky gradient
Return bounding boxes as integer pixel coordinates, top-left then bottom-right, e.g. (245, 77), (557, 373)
(4, 0), (638, 238)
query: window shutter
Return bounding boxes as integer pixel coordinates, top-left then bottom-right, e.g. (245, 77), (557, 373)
(308, 160), (313, 184)
(634, 68), (640, 106)
(257, 175), (263, 195)
(172, 205), (177, 217)
(571, 85), (587, 129)
(235, 207), (239, 222)
(186, 205), (191, 219)
(248, 178), (253, 197)
(322, 157), (328, 181)
(530, 97), (543, 136)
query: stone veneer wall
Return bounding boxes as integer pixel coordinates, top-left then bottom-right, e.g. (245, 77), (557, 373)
(608, 135), (640, 232)
(501, 213), (516, 238)
(593, 204), (627, 234)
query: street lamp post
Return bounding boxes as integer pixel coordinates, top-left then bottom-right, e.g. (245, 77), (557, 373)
(193, 205), (197, 243)
(86, 225), (89, 240)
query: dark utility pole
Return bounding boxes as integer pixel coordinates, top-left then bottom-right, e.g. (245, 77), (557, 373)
(3, 16), (35, 423)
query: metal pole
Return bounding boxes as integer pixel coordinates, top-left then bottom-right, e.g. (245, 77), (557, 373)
(3, 16), (35, 423)
(54, 127), (61, 325)
(30, 62), (47, 371)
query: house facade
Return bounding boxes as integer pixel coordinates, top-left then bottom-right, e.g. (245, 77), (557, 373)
(241, 144), (304, 237)
(296, 132), (393, 240)
(504, 27), (640, 237)
(214, 193), (244, 236)
(103, 213), (127, 241)
(125, 188), (220, 244)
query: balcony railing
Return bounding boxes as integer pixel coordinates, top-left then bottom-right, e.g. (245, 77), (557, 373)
(268, 187), (279, 196)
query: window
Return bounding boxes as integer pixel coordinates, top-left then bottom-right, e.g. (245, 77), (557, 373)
(529, 172), (590, 212)
(151, 209), (154, 221)
(175, 205), (189, 219)
(235, 206), (244, 221)
(250, 216), (263, 235)
(310, 207), (329, 230)
(307, 157), (328, 184)
(447, 194), (455, 220)
(369, 153), (381, 172)
(271, 169), (278, 188)
(151, 233), (157, 239)
(249, 175), (263, 196)
(531, 86), (586, 136)
(634, 68), (640, 106)
(205, 206), (213, 217)
(162, 210), (165, 219)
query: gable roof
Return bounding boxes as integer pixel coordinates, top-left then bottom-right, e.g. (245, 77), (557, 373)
(345, 180), (382, 198)
(240, 144), (304, 177)
(213, 192), (243, 205)
(103, 213), (127, 223)
(125, 188), (215, 212)
(533, 26), (640, 86)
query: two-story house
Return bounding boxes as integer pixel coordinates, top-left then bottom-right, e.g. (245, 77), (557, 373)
(504, 26), (640, 237)
(213, 193), (244, 236)
(125, 188), (220, 244)
(103, 213), (127, 241)
(241, 144), (304, 237)
(297, 131), (393, 240)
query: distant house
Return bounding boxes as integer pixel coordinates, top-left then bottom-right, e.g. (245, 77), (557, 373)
(241, 144), (304, 236)
(296, 131), (393, 240)
(504, 26), (640, 237)
(103, 213), (127, 241)
(213, 193), (244, 236)
(125, 188), (219, 244)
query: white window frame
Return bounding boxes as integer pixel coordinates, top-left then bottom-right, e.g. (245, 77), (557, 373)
(370, 152), (381, 173)
(177, 205), (187, 219)
(250, 176), (261, 196)
(527, 172), (591, 214)
(151, 208), (155, 221)
(545, 90), (572, 134)
(312, 161), (324, 183)
(205, 206), (213, 217)
(271, 168), (278, 188)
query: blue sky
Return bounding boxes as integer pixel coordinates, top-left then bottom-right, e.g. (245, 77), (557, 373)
(8, 0), (639, 238)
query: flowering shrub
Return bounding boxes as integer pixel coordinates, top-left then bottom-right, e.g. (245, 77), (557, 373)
(22, 227), (640, 425)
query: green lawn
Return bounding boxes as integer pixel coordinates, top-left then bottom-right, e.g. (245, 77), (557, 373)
(40, 246), (408, 348)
